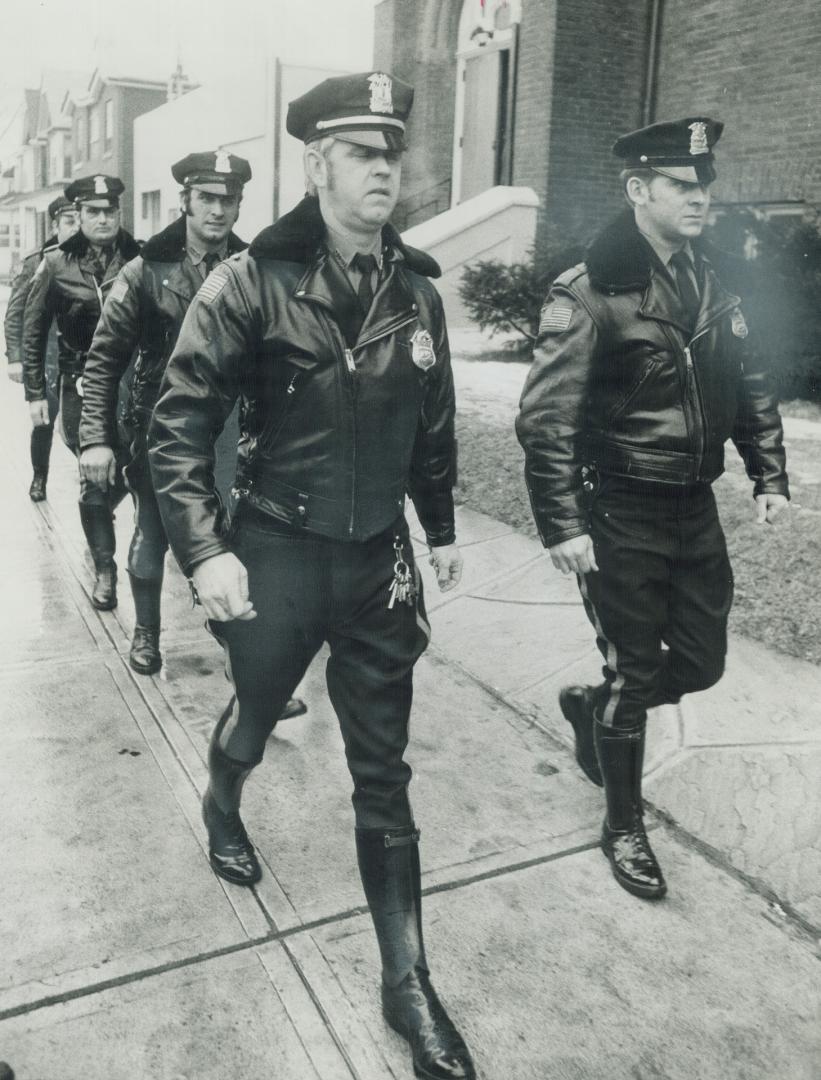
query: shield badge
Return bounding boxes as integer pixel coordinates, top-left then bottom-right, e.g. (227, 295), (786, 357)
(410, 328), (436, 371)
(731, 307), (749, 338)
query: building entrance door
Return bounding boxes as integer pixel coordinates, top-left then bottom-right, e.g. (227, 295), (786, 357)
(460, 50), (504, 202)
(452, 0), (520, 206)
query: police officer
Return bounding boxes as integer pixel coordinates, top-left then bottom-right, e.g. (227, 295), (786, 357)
(149, 73), (474, 1080)
(5, 195), (79, 500)
(23, 175), (140, 609)
(517, 118), (789, 900)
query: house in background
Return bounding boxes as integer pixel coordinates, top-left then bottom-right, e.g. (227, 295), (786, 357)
(132, 60), (346, 243)
(65, 68), (171, 235)
(375, 0), (821, 326)
(0, 70), (87, 278)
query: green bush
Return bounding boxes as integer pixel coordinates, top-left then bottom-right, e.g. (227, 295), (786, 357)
(458, 211), (821, 399)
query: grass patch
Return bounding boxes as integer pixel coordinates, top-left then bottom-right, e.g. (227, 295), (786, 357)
(454, 412), (821, 665)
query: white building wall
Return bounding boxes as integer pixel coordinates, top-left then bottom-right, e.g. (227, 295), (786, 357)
(133, 60), (347, 243)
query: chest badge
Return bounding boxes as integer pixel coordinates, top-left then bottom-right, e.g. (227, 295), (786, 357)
(410, 328), (436, 370)
(731, 307), (749, 338)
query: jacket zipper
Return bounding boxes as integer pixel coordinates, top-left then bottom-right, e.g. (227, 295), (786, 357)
(298, 291), (419, 537)
(343, 314), (417, 535)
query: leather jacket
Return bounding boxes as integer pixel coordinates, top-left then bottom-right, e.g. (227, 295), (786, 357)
(22, 227), (140, 401)
(79, 215), (247, 449)
(516, 212), (789, 548)
(149, 196), (456, 575)
(4, 238), (57, 366)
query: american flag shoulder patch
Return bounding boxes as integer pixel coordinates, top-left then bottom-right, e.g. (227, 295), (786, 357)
(539, 302), (573, 334)
(109, 280), (128, 304)
(197, 266), (230, 304)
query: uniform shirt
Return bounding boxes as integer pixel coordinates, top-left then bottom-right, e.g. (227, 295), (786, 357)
(185, 239), (229, 281)
(639, 229), (700, 297)
(324, 224), (383, 303)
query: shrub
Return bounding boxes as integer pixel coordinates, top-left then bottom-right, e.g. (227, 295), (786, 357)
(458, 210), (821, 399)
(457, 235), (584, 343)
(708, 208), (821, 400)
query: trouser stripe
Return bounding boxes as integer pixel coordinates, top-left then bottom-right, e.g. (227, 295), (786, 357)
(578, 573), (623, 728)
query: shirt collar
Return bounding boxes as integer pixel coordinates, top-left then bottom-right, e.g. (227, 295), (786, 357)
(638, 228), (695, 271)
(324, 224), (384, 271)
(185, 238), (228, 267)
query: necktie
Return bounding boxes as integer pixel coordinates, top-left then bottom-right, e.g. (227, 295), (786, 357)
(351, 252), (378, 315)
(670, 250), (700, 330)
(203, 251), (221, 277)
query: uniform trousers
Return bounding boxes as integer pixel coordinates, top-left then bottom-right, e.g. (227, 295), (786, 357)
(58, 373), (129, 510)
(124, 437), (169, 582)
(578, 476), (733, 730)
(209, 508), (431, 830)
(30, 346), (59, 473)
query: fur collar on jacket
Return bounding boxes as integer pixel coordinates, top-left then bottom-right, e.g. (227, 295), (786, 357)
(585, 209), (746, 295)
(248, 195), (441, 279)
(59, 227), (141, 262)
(140, 213), (247, 262)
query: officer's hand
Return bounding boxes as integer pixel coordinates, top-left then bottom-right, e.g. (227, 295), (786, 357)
(548, 534), (599, 575)
(28, 399), (50, 427)
(429, 543), (463, 592)
(754, 493), (789, 525)
(6, 362), (23, 384)
(80, 445), (117, 489)
(192, 552), (257, 622)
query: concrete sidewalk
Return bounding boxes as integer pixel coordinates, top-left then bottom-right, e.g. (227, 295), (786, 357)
(0, 361), (818, 1080)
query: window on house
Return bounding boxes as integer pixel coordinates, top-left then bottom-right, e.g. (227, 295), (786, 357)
(90, 107), (101, 150)
(104, 100), (114, 151)
(76, 116), (86, 163)
(141, 190), (161, 235)
(0, 225), (10, 248)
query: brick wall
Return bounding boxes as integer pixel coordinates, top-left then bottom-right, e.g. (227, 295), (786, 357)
(654, 0), (821, 209)
(374, 0), (461, 231)
(540, 0), (652, 247)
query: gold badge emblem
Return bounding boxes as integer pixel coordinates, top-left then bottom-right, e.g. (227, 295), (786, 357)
(93, 175), (108, 195)
(410, 328), (436, 370)
(214, 150), (231, 173)
(368, 72), (393, 114)
(731, 308), (749, 338)
(688, 122), (709, 156)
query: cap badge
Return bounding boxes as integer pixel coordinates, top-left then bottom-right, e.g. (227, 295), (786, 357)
(368, 72), (393, 115)
(214, 150), (231, 173)
(410, 328), (436, 371)
(689, 122), (709, 156)
(93, 175), (108, 195)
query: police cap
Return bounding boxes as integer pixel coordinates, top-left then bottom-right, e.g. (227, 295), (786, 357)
(287, 71), (413, 152)
(65, 174), (125, 206)
(171, 150), (252, 194)
(613, 117), (724, 185)
(47, 195), (73, 220)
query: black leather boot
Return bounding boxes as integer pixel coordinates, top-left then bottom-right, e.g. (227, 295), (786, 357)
(594, 721), (666, 900)
(79, 502), (118, 610)
(279, 697), (307, 721)
(559, 684), (604, 786)
(29, 471), (48, 501)
(128, 574), (162, 675)
(356, 827), (475, 1080)
(29, 424), (53, 502)
(202, 701), (261, 886)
